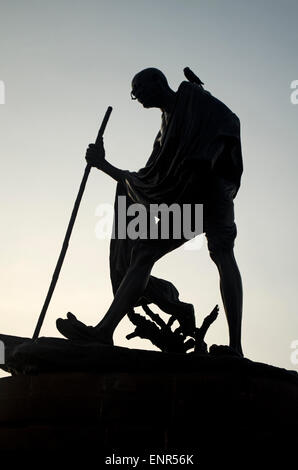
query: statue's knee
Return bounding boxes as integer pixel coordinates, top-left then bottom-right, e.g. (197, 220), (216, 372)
(209, 248), (233, 266)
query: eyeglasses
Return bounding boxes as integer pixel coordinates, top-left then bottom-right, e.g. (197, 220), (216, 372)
(130, 91), (137, 100)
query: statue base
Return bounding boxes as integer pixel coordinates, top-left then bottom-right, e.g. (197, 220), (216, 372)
(0, 334), (297, 465)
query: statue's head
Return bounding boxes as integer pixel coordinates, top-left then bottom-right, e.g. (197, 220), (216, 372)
(131, 68), (170, 108)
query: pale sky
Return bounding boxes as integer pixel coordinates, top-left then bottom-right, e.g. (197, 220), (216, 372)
(0, 0), (298, 376)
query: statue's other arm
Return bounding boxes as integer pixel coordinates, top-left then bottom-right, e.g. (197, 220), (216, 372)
(86, 130), (162, 183)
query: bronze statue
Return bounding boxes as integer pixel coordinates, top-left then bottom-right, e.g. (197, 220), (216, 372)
(56, 67), (244, 357)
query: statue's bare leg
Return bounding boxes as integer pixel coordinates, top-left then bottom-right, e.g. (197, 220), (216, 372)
(57, 246), (156, 343)
(94, 251), (157, 340)
(57, 239), (196, 342)
(210, 249), (243, 356)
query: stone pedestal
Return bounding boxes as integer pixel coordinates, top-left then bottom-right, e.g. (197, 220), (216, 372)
(0, 358), (297, 465)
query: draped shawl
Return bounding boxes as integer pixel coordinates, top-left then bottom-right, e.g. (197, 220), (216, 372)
(109, 81), (243, 314)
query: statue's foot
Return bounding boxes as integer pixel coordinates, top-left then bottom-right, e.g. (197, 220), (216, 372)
(56, 313), (113, 345)
(209, 344), (244, 358)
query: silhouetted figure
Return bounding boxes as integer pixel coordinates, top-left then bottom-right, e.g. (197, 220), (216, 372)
(56, 67), (244, 356)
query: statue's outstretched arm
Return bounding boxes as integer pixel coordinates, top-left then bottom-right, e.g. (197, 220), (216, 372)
(85, 140), (128, 182)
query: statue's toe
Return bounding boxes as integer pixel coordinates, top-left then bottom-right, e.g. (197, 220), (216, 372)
(67, 312), (76, 321)
(56, 318), (82, 340)
(56, 317), (113, 345)
(66, 312), (86, 329)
